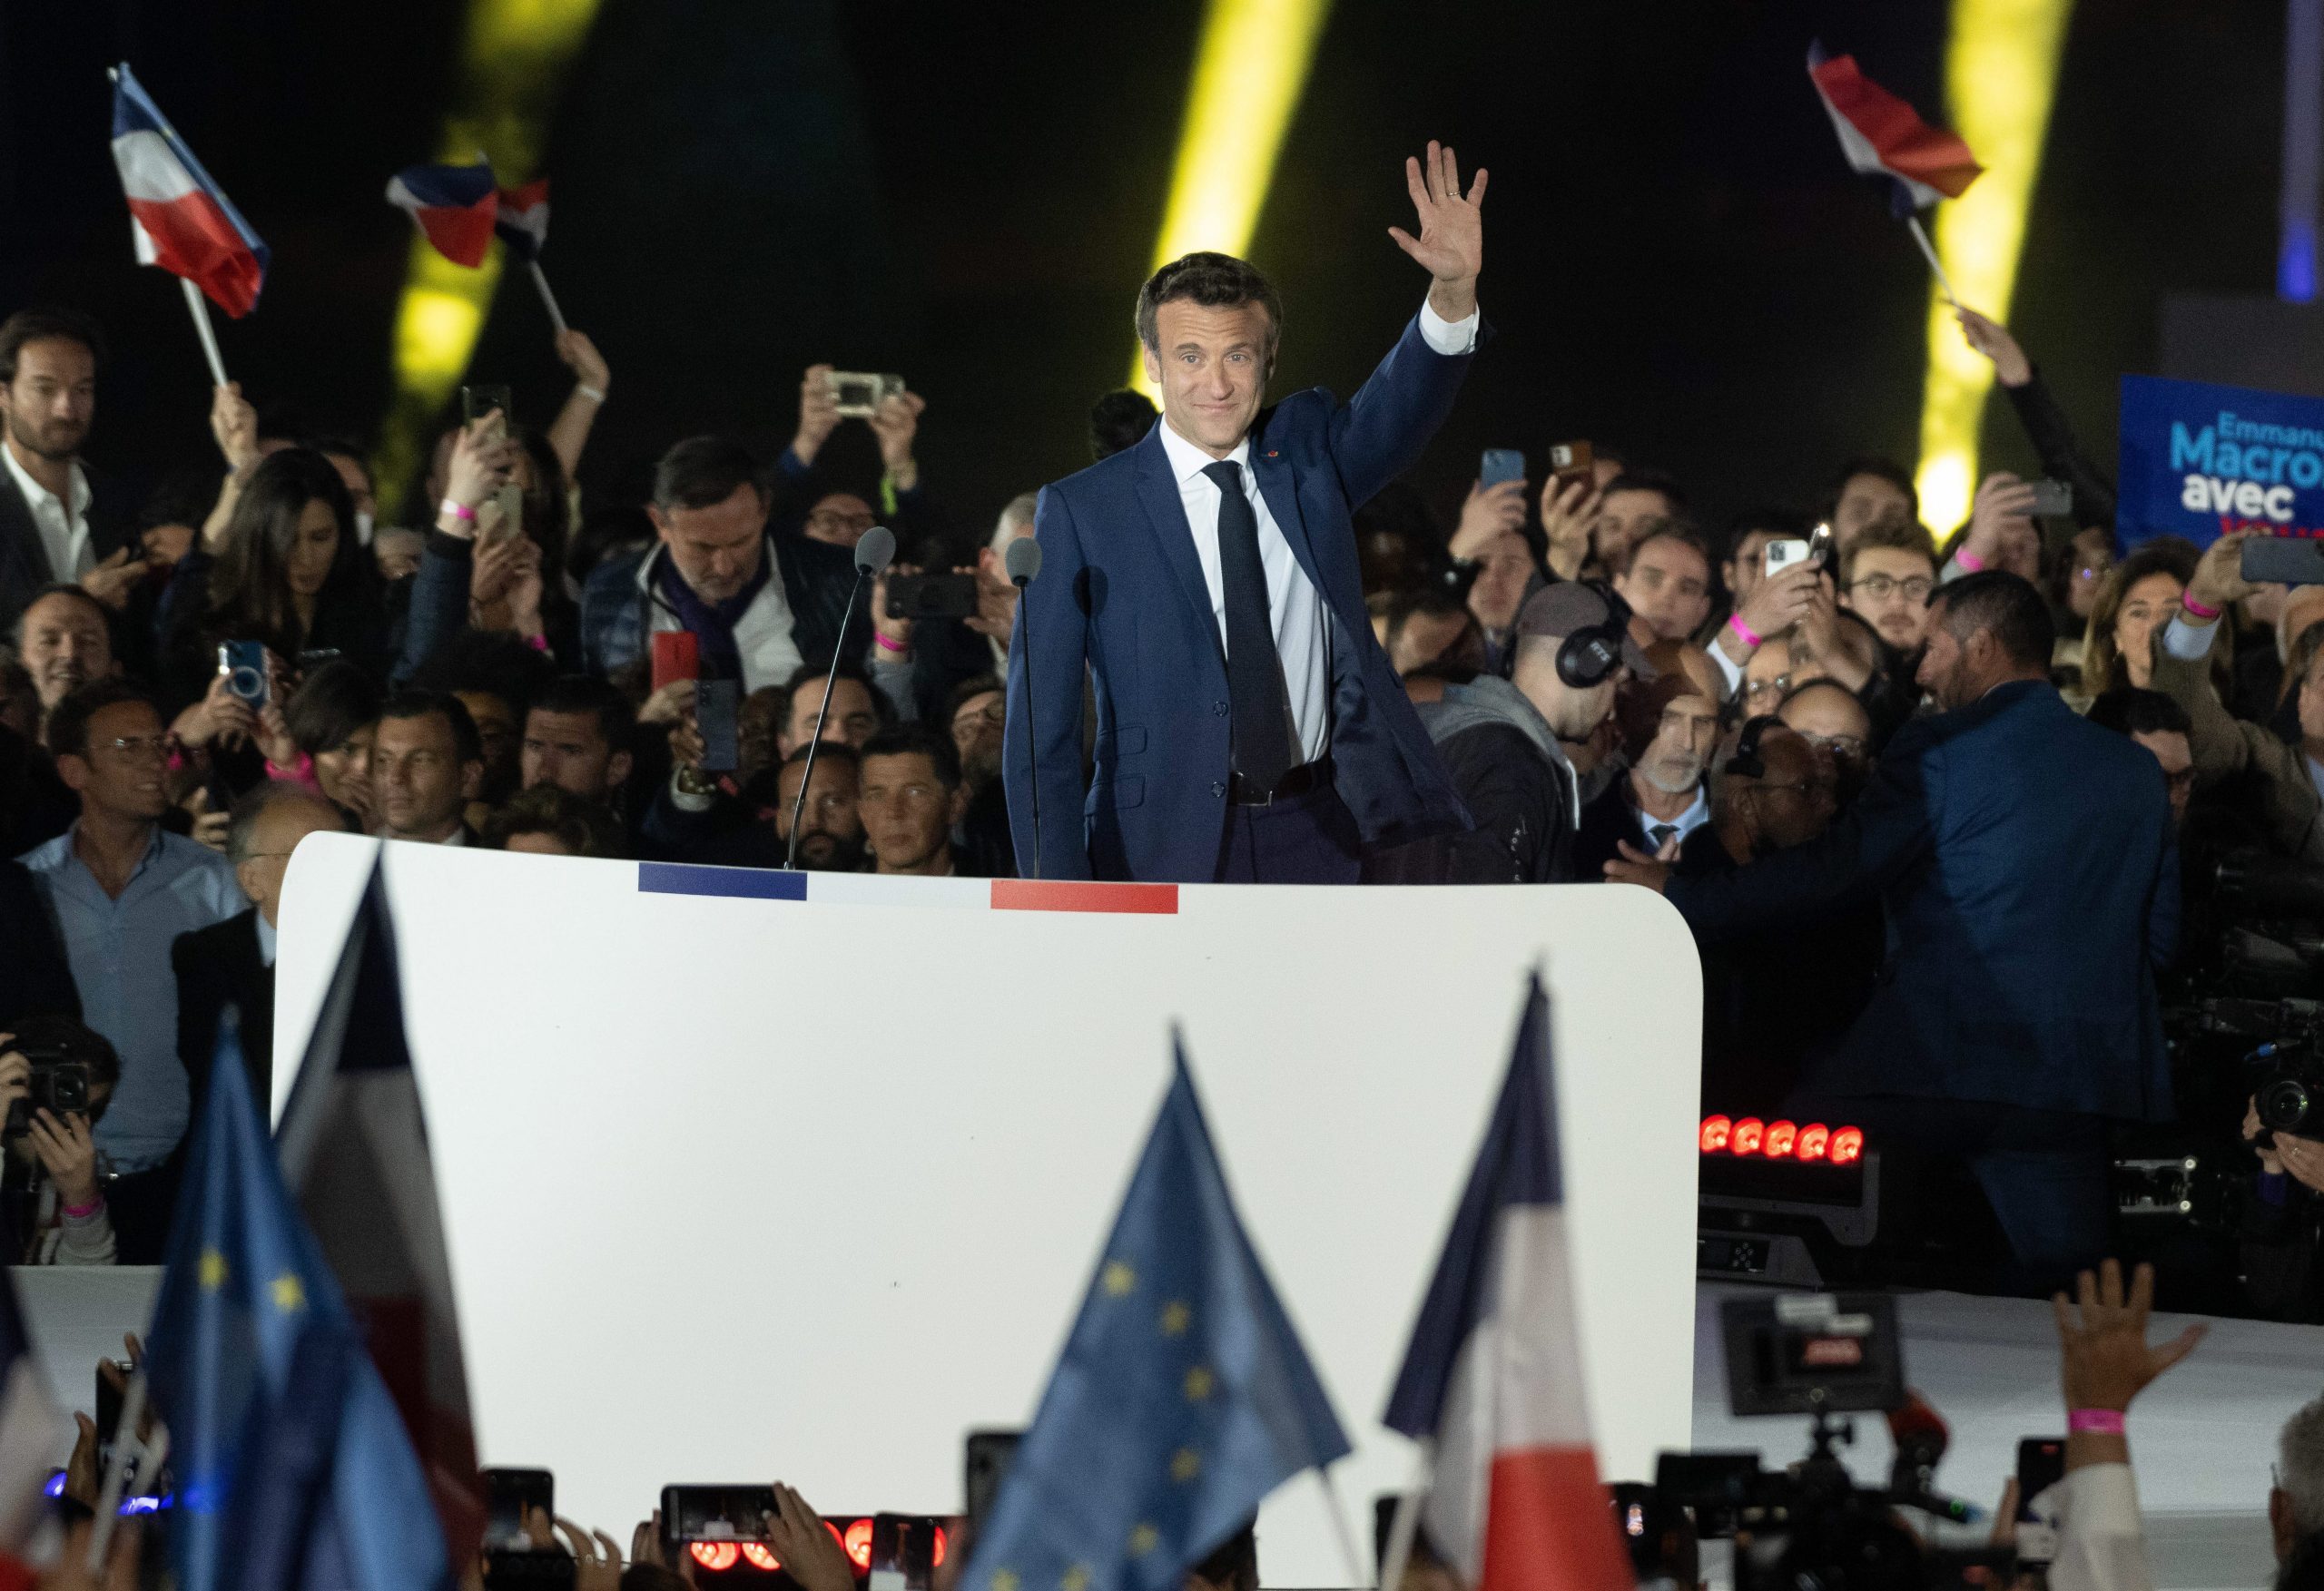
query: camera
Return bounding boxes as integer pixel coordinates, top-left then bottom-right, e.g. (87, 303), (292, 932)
(5, 1043), (90, 1137)
(2257, 1048), (2324, 1136)
(218, 641), (268, 707)
(828, 371), (905, 418)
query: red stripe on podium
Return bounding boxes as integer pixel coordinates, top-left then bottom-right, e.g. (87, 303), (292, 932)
(990, 880), (1179, 915)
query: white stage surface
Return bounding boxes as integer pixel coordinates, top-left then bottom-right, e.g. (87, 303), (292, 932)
(269, 836), (1705, 1584)
(1692, 1283), (2322, 1591)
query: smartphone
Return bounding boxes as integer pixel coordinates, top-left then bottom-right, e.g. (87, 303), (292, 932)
(651, 632), (701, 694)
(1764, 539), (1810, 577)
(1804, 522), (1836, 572)
(869, 1514), (938, 1591)
(485, 1468), (555, 1551)
(483, 1550), (577, 1591)
(1548, 439), (1595, 494)
(2242, 535), (2324, 586)
(2014, 1437), (2065, 1565)
(661, 1485), (778, 1547)
(1479, 449), (1526, 490)
(94, 1361), (130, 1470)
(885, 573), (979, 621)
(828, 371), (904, 418)
(696, 679), (741, 773)
(2024, 478), (2073, 518)
(462, 384), (513, 431)
(484, 482), (527, 546)
(964, 1430), (1020, 1535)
(218, 641), (269, 706)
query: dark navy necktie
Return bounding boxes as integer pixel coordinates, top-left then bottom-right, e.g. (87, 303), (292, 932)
(1203, 459), (1296, 788)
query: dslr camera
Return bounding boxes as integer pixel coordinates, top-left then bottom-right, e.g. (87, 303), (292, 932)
(5, 1043), (90, 1137)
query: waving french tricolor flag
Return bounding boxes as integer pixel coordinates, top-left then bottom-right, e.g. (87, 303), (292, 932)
(109, 64), (270, 318)
(386, 161), (501, 268)
(1807, 43), (1982, 211)
(1383, 976), (1632, 1591)
(493, 179), (550, 262)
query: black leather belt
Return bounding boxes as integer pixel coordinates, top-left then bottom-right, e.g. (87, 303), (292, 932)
(1228, 756), (1331, 806)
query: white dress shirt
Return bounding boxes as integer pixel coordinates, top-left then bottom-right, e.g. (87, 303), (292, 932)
(1155, 294), (1481, 766)
(1634, 783), (1709, 850)
(3, 441), (93, 582)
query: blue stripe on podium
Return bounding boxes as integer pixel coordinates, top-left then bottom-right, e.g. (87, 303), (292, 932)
(636, 862), (809, 901)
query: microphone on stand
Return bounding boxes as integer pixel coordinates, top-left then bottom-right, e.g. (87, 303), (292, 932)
(1885, 1392), (1980, 1525)
(788, 525), (894, 869)
(1004, 535), (1045, 880)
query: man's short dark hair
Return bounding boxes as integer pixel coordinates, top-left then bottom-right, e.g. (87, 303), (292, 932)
(2086, 687), (2194, 741)
(1136, 252), (1284, 361)
(47, 679), (154, 761)
(482, 783), (625, 858)
(1625, 520), (1714, 570)
(379, 691), (483, 766)
(1931, 570), (2054, 671)
(1828, 455), (1919, 517)
(528, 673), (635, 748)
(2, 1013), (121, 1095)
(859, 722), (962, 791)
(1840, 513), (1939, 584)
(1601, 467), (1690, 510)
(1725, 509), (1811, 564)
(944, 673), (1005, 721)
(1089, 388), (1159, 460)
(1190, 1519), (1258, 1591)
(0, 309), (103, 385)
(9, 583), (109, 649)
(781, 660), (894, 729)
(747, 739), (862, 812)
(652, 436), (765, 513)
(283, 659), (383, 757)
(411, 629), (558, 712)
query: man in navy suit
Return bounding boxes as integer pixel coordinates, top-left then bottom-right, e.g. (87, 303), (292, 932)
(1004, 142), (1486, 883)
(1610, 573), (2179, 1286)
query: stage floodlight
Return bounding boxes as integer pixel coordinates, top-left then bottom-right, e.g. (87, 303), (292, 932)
(1129, 0), (1334, 396)
(375, 0), (603, 518)
(1914, 0), (2075, 538)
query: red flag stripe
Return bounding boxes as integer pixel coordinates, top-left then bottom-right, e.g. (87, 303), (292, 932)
(125, 194), (265, 317)
(1808, 54), (1982, 199)
(989, 879), (1179, 915)
(1479, 1447), (1634, 1591)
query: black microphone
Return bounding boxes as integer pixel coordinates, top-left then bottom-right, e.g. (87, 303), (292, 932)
(787, 525), (894, 869)
(1004, 535), (1044, 880)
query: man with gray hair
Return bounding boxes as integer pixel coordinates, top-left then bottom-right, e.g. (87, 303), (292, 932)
(2273, 1393), (2324, 1566)
(870, 491), (1039, 720)
(172, 782), (344, 1119)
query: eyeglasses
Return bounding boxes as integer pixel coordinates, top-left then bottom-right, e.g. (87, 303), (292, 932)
(99, 735), (171, 761)
(2073, 561), (2115, 584)
(1847, 575), (1935, 602)
(1744, 674), (1793, 702)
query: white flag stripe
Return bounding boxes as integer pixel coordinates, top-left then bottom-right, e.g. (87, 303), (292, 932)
(1810, 99), (1944, 209)
(110, 129), (199, 204)
(0, 1356), (64, 1548)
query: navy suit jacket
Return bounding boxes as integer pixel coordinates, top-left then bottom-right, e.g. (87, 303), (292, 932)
(1003, 315), (1473, 881)
(1666, 680), (2179, 1122)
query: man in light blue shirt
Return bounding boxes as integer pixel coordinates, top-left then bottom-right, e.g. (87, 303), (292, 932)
(17, 682), (240, 1187)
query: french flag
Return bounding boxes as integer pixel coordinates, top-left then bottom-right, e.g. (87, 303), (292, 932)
(1807, 43), (1983, 211)
(109, 64), (271, 318)
(494, 179), (550, 262)
(1383, 976), (1633, 1591)
(386, 161), (501, 268)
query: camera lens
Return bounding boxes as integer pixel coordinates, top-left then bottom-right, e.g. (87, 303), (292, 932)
(231, 666), (264, 698)
(2260, 1076), (2315, 1134)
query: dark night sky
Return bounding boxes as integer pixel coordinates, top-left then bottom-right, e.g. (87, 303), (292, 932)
(0, 0), (2290, 551)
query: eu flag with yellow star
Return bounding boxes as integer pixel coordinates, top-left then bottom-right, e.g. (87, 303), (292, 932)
(143, 1018), (455, 1591)
(965, 1041), (1349, 1591)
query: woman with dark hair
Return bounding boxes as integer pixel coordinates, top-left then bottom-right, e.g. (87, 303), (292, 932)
(156, 447), (386, 713)
(251, 659), (383, 830)
(2081, 538), (2230, 704)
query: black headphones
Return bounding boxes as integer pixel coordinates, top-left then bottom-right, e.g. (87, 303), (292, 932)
(1555, 580), (1636, 690)
(1725, 713), (1784, 781)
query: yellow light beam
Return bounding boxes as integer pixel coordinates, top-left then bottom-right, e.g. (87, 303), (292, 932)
(1130, 0), (1335, 396)
(1915, 0), (2076, 539)
(375, 0), (605, 521)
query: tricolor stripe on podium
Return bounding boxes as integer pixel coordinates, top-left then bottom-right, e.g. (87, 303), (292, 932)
(636, 863), (1178, 915)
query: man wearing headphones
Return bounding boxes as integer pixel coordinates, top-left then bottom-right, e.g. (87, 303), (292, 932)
(1378, 581), (1650, 882)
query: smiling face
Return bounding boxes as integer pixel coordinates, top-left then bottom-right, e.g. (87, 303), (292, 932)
(1142, 299), (1273, 458)
(18, 591), (113, 711)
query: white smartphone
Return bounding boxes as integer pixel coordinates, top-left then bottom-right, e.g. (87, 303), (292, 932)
(1764, 539), (1810, 576)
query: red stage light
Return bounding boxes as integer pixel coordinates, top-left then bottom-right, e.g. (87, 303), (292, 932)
(691, 1544), (741, 1572)
(933, 1527), (949, 1567)
(1731, 1117), (1765, 1155)
(1763, 1120), (1797, 1158)
(824, 1521), (847, 1553)
(741, 1545), (781, 1572)
(1795, 1124), (1830, 1162)
(843, 1519), (875, 1571)
(1699, 1115), (1733, 1153)
(1828, 1126), (1865, 1165)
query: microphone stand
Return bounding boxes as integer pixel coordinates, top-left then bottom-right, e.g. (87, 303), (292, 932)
(787, 558), (879, 870)
(1014, 570), (1040, 880)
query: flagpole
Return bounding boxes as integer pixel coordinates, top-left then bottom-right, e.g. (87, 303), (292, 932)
(84, 1371), (153, 1570)
(527, 260), (569, 337)
(1374, 1441), (1434, 1591)
(1317, 1466), (1371, 1591)
(1905, 213), (1963, 309)
(178, 276), (230, 387)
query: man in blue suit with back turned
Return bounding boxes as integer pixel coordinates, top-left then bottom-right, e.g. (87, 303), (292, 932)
(1004, 142), (1484, 883)
(1610, 573), (2179, 1289)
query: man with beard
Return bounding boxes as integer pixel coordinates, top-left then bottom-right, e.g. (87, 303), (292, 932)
(946, 675), (1013, 876)
(0, 311), (141, 635)
(1608, 574), (2179, 1290)
(1573, 673), (1717, 881)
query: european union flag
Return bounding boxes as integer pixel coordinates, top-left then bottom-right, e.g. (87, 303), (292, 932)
(966, 1041), (1349, 1591)
(143, 1020), (455, 1591)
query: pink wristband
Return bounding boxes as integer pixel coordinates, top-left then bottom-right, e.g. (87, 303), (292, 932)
(2181, 593), (2221, 621)
(523, 633), (550, 653)
(1955, 549), (1987, 573)
(2068, 1409), (2125, 1435)
(264, 751), (320, 791)
(439, 498), (478, 524)
(874, 632), (907, 654)
(1727, 613), (1763, 651)
(61, 1198), (102, 1221)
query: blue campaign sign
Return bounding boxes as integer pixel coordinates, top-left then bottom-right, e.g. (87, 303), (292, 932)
(2119, 373), (2324, 549)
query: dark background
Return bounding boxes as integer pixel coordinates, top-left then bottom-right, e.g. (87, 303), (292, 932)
(0, 0), (2288, 549)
